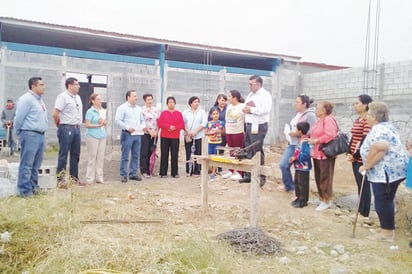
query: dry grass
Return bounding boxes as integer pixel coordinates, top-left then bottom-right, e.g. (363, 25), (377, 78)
(0, 186), (256, 274)
(2, 145), (412, 273)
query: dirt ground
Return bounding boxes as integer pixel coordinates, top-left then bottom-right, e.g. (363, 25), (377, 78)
(37, 143), (412, 272)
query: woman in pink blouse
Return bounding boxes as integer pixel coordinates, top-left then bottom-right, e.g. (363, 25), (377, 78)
(140, 94), (159, 178)
(307, 101), (338, 211)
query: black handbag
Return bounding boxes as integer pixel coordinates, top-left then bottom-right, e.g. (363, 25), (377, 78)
(320, 132), (349, 157)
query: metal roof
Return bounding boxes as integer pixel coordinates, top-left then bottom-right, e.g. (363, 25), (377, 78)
(0, 17), (301, 71)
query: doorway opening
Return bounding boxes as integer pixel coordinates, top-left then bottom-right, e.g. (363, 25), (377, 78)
(65, 72), (108, 120)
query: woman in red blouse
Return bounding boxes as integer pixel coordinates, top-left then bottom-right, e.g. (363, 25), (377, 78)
(157, 96), (185, 178)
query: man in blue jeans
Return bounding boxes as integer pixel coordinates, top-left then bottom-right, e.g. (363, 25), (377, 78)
(53, 77), (84, 187)
(115, 90), (146, 183)
(14, 77), (48, 197)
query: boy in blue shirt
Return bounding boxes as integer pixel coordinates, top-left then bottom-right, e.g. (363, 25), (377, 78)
(289, 121), (312, 208)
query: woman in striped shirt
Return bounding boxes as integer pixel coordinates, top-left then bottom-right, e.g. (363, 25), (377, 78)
(346, 94), (373, 223)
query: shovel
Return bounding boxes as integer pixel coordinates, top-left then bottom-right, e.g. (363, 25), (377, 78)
(2, 124), (11, 157)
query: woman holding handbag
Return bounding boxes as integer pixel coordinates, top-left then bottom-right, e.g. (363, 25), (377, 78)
(307, 101), (338, 211)
(346, 94), (373, 224)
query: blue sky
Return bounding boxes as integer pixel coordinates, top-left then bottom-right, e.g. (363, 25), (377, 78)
(2, 0), (411, 67)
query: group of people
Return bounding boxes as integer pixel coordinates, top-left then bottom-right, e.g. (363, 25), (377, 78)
(278, 93), (409, 242)
(158, 75), (272, 187)
(14, 77), (87, 196)
(9, 74), (410, 242)
(11, 75), (272, 197)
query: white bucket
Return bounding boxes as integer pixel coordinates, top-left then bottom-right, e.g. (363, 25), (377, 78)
(0, 177), (17, 198)
(8, 162), (19, 181)
(0, 166), (8, 178)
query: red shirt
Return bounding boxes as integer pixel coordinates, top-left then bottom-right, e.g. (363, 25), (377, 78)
(157, 109), (185, 139)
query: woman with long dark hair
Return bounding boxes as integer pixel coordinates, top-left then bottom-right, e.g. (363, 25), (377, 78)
(278, 94), (316, 193)
(346, 94), (373, 224)
(222, 90), (245, 180)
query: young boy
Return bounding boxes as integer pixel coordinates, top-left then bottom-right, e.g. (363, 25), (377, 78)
(205, 108), (225, 180)
(289, 121), (312, 208)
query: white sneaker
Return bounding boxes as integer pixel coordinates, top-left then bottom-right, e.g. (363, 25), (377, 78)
(222, 171), (233, 179)
(230, 172), (242, 180)
(315, 201), (331, 211)
(308, 198), (321, 206)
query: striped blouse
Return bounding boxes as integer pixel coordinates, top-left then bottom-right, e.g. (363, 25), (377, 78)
(350, 117), (370, 163)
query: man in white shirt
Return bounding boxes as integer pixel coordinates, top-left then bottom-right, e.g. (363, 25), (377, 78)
(240, 75), (272, 187)
(115, 90), (146, 182)
(53, 77), (84, 186)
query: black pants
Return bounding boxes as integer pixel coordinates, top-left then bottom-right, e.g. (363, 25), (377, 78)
(294, 170), (309, 203)
(352, 161), (371, 217)
(140, 133), (156, 174)
(243, 123), (268, 181)
(159, 137), (179, 177)
(185, 138), (202, 175)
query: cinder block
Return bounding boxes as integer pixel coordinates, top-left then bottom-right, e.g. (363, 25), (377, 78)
(38, 165), (57, 189)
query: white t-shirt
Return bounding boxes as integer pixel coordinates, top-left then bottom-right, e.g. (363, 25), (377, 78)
(225, 103), (245, 134)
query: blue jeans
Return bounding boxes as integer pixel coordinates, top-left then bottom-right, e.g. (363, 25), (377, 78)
(372, 179), (402, 230)
(17, 131), (45, 197)
(279, 144), (296, 191)
(57, 125), (81, 180)
(120, 131), (141, 177)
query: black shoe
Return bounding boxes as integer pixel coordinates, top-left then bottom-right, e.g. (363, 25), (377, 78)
(291, 199), (300, 207)
(121, 176), (128, 183)
(172, 174), (180, 178)
(292, 200), (308, 208)
(239, 178), (251, 184)
(160, 175), (167, 178)
(259, 176), (267, 187)
(129, 175), (142, 181)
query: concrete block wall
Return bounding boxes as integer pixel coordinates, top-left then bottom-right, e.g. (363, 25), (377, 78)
(275, 67), (301, 143)
(2, 47), (300, 146)
(303, 60), (412, 145)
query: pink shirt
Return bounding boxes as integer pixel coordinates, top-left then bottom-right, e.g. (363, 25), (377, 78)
(310, 115), (338, 160)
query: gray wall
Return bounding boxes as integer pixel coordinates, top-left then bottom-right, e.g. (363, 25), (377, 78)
(302, 60), (412, 145)
(9, 46), (412, 147)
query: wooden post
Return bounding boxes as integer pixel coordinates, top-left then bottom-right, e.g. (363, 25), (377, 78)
(201, 137), (209, 210)
(196, 153), (262, 225)
(250, 152), (260, 228)
(200, 157), (209, 210)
